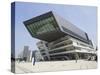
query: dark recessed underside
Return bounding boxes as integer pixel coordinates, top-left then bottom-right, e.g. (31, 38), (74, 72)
(32, 29), (66, 42)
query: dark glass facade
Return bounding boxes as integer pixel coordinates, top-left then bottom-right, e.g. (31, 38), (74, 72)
(26, 16), (58, 36)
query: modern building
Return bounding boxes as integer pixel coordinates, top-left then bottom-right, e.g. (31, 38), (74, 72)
(37, 36), (96, 61)
(18, 46), (43, 62)
(36, 41), (50, 61)
(18, 46), (32, 62)
(23, 11), (96, 61)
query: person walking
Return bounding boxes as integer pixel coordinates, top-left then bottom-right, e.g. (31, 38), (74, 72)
(32, 56), (35, 65)
(32, 51), (36, 66)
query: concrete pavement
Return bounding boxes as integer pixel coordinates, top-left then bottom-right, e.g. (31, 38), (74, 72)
(15, 60), (97, 73)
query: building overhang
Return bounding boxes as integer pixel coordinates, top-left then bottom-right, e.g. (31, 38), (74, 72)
(23, 11), (92, 45)
(23, 11), (67, 42)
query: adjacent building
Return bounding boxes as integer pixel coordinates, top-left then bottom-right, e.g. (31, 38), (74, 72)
(18, 46), (32, 62)
(23, 11), (97, 61)
(18, 46), (43, 62)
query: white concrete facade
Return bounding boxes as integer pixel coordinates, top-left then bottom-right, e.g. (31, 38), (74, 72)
(37, 35), (96, 61)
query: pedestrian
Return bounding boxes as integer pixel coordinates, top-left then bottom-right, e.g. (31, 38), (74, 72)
(32, 54), (35, 65)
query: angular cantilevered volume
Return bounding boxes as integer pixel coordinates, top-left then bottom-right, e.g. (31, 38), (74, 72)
(23, 11), (92, 45)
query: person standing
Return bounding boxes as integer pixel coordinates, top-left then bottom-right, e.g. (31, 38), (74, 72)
(32, 56), (35, 65)
(32, 51), (36, 66)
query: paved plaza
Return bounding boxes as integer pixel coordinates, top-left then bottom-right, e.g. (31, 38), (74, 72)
(14, 60), (97, 73)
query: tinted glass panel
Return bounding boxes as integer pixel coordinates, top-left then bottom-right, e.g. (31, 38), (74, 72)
(26, 16), (58, 35)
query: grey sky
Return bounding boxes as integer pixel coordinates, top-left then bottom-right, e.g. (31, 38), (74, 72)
(15, 2), (97, 57)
